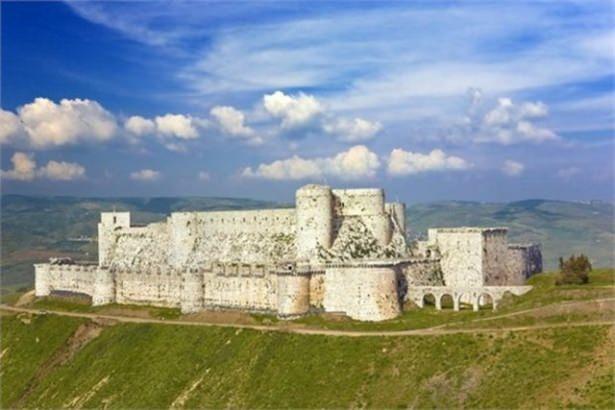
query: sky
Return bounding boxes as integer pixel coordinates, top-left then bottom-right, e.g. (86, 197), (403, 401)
(1, 1), (613, 203)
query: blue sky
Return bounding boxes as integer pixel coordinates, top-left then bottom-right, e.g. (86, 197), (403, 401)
(1, 1), (613, 203)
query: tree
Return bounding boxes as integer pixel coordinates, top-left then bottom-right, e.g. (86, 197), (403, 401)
(556, 254), (592, 285)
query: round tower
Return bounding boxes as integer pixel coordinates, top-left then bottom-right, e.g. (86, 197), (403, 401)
(34, 263), (51, 297)
(180, 269), (204, 314)
(296, 184), (333, 261)
(92, 267), (115, 306)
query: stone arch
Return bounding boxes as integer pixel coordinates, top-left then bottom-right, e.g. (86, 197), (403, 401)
(440, 293), (454, 309)
(478, 293), (495, 310)
(455, 293), (473, 311)
(422, 292), (437, 308)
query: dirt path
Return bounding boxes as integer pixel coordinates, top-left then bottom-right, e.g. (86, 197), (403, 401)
(1, 304), (613, 337)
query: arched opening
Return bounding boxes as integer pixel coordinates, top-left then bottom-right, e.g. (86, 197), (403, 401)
(456, 293), (473, 310)
(422, 293), (436, 308)
(440, 294), (454, 309)
(478, 293), (494, 310)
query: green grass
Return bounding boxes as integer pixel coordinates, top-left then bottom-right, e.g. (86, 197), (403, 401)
(2, 313), (613, 409)
(1, 314), (85, 406)
(30, 297), (182, 320)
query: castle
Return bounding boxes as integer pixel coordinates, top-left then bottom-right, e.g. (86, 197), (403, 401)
(34, 185), (542, 321)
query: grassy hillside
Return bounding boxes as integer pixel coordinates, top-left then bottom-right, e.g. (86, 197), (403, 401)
(2, 316), (613, 408)
(1, 195), (612, 296)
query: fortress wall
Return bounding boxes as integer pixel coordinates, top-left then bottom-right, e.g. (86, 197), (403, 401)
(296, 185), (334, 261)
(507, 244), (543, 284)
(428, 228), (486, 287)
(332, 189), (392, 246)
(482, 230), (510, 285)
(108, 222), (170, 271)
(323, 265), (400, 321)
(98, 212), (131, 266)
(277, 274), (310, 316)
(401, 258), (443, 288)
(175, 209), (296, 236)
(308, 272), (326, 308)
(115, 270), (182, 308)
(386, 202), (406, 235)
(203, 271), (278, 311)
(34, 264), (98, 297)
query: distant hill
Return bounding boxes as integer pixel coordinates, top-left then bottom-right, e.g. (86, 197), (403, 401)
(1, 195), (612, 295)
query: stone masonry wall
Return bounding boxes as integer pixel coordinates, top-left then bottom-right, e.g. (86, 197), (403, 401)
(323, 264), (401, 321)
(34, 264), (98, 297)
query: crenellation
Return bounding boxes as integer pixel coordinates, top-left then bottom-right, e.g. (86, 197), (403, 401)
(34, 184), (542, 321)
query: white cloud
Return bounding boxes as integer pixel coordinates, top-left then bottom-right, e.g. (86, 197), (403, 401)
(198, 171), (211, 181)
(241, 145), (380, 180)
(1, 152), (37, 181)
(1, 152), (85, 181)
(38, 161), (86, 181)
(155, 114), (199, 139)
(501, 160), (525, 176)
(125, 115), (156, 136)
(323, 117), (382, 142)
(557, 166), (581, 179)
(387, 148), (471, 176)
(325, 145), (380, 179)
(130, 169), (161, 181)
(15, 98), (117, 148)
(242, 155), (322, 180)
(475, 98), (558, 144)
(0, 110), (24, 144)
(263, 91), (323, 129)
(210, 105), (262, 144)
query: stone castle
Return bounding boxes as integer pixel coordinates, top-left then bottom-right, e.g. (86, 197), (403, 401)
(34, 185), (542, 321)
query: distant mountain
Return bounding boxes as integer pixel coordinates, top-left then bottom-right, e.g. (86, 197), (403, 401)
(1, 195), (612, 295)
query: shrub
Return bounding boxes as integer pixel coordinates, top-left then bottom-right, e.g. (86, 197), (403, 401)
(556, 254), (591, 285)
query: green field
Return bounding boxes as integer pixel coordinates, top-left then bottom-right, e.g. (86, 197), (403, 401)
(2, 195), (613, 297)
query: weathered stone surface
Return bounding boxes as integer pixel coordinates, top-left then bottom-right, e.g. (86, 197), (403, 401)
(34, 184), (542, 321)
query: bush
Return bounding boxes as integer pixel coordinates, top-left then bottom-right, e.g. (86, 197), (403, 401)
(556, 254), (592, 285)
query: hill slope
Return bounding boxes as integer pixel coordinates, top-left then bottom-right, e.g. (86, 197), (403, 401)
(1, 195), (612, 296)
(3, 313), (613, 408)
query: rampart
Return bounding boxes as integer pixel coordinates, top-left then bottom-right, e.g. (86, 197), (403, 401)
(34, 184), (542, 322)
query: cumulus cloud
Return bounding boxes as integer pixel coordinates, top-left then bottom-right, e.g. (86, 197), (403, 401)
(0, 110), (24, 144)
(475, 98), (557, 144)
(263, 90), (382, 143)
(1, 152), (37, 181)
(9, 98), (117, 148)
(38, 161), (86, 180)
(263, 91), (323, 129)
(124, 115), (156, 136)
(198, 171), (211, 181)
(387, 148), (471, 176)
(323, 117), (382, 142)
(154, 114), (199, 139)
(210, 105), (262, 144)
(130, 169), (160, 181)
(241, 145), (380, 180)
(501, 160), (525, 176)
(1, 152), (85, 181)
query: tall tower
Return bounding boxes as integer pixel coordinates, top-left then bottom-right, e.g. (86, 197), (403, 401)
(296, 184), (333, 261)
(98, 212), (130, 267)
